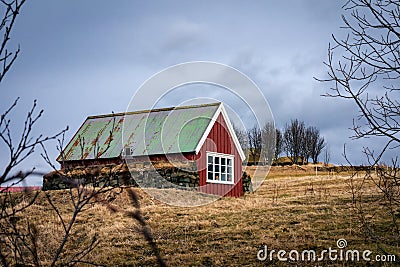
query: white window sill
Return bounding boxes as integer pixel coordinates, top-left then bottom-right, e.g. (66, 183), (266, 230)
(206, 180), (234, 185)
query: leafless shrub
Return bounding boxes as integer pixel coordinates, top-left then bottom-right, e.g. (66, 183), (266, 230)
(0, 0), (165, 265)
(318, 0), (400, 258)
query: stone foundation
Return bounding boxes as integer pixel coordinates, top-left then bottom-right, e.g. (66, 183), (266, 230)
(43, 161), (253, 194)
(43, 161), (200, 191)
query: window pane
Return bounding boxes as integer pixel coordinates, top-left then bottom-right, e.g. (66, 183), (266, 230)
(227, 174), (232, 181)
(215, 156), (219, 164)
(221, 173), (226, 181)
(208, 171), (213, 180)
(221, 165), (226, 173)
(227, 158), (232, 166)
(221, 158), (226, 165)
(227, 166), (232, 175)
(214, 173), (219, 180)
(215, 164), (220, 172)
(208, 164), (213, 171)
(208, 156), (212, 164)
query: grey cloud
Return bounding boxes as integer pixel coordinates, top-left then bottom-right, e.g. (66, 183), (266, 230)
(1, 0), (384, 186)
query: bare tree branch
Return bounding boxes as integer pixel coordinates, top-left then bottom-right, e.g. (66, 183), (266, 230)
(0, 98), (68, 185)
(0, 0), (25, 84)
(319, 0), (400, 254)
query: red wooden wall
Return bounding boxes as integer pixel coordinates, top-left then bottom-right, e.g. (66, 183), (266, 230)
(195, 113), (243, 197)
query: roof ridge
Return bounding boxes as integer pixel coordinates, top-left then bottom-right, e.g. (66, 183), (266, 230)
(87, 102), (221, 119)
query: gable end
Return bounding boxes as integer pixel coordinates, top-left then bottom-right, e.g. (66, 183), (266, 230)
(194, 103), (246, 161)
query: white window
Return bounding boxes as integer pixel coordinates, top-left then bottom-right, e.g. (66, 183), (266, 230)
(122, 146), (134, 157)
(206, 152), (234, 184)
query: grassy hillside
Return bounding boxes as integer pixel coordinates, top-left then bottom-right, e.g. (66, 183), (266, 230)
(6, 166), (399, 266)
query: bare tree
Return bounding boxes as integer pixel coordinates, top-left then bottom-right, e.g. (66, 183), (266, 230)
(283, 119), (305, 164)
(260, 123), (276, 165)
(301, 127), (313, 164)
(247, 126), (262, 164)
(0, 0), (56, 186)
(275, 128), (283, 160)
(319, 0), (400, 146)
(233, 124), (248, 152)
(0, 1), (165, 265)
(41, 130), (114, 266)
(319, 0), (400, 255)
(0, 100), (67, 266)
(0, 0), (25, 83)
(0, 98), (67, 185)
(0, 1), (67, 265)
(323, 146), (330, 166)
(306, 126), (325, 164)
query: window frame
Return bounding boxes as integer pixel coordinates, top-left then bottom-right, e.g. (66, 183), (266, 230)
(206, 152), (235, 185)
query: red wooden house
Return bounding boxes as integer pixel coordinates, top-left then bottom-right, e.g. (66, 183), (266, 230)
(56, 102), (246, 197)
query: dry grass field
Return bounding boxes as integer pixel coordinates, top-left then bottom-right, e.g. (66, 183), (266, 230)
(7, 166), (400, 266)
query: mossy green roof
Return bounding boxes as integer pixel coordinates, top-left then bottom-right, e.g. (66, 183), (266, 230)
(58, 103), (220, 161)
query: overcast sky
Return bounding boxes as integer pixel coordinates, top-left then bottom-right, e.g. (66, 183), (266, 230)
(1, 0), (390, 185)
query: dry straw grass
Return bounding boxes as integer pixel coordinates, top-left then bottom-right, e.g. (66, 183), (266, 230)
(8, 166), (400, 266)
